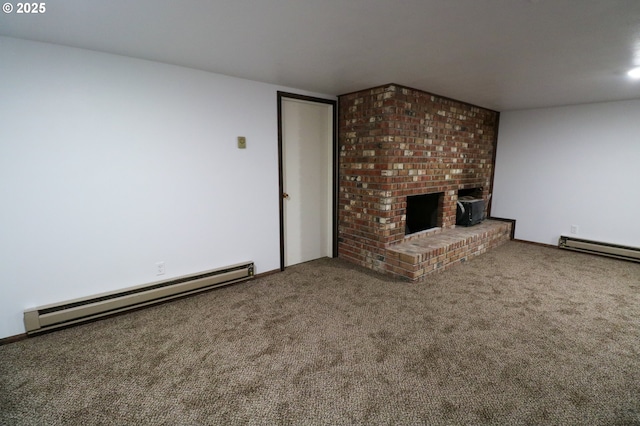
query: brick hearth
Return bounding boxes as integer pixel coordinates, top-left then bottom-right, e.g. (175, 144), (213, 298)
(338, 83), (512, 281)
(386, 220), (512, 281)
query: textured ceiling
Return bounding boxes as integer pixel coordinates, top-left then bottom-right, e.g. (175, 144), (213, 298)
(2, 0), (640, 110)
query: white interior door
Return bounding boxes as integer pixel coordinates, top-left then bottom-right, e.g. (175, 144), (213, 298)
(282, 98), (333, 267)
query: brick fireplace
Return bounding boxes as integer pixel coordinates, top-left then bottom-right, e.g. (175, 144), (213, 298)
(338, 84), (512, 281)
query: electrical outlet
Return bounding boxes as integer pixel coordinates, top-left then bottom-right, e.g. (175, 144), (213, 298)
(156, 261), (165, 275)
(570, 225), (579, 234)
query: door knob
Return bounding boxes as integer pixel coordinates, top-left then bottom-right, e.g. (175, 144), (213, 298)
(283, 193), (290, 199)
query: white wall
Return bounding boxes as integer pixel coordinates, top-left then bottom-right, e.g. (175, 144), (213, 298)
(492, 100), (640, 247)
(0, 37), (334, 339)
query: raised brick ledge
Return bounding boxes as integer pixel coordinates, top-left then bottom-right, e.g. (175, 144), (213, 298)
(385, 220), (512, 281)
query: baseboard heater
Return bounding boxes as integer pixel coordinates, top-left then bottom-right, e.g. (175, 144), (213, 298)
(24, 261), (254, 335)
(558, 236), (640, 263)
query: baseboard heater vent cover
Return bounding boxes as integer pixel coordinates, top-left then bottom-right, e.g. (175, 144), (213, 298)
(558, 236), (640, 263)
(24, 261), (254, 334)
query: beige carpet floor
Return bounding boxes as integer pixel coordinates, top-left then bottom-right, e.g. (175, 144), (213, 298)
(1, 241), (639, 425)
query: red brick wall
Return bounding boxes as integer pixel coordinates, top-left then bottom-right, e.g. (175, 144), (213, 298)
(338, 84), (499, 272)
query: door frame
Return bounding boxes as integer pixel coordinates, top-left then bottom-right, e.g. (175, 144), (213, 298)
(277, 91), (338, 271)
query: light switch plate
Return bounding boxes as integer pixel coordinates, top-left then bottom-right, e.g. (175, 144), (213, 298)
(237, 136), (246, 149)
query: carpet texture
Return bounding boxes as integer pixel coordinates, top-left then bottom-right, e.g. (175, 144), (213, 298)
(1, 241), (639, 425)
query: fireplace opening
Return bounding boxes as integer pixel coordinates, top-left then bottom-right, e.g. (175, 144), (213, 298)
(405, 192), (443, 235)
